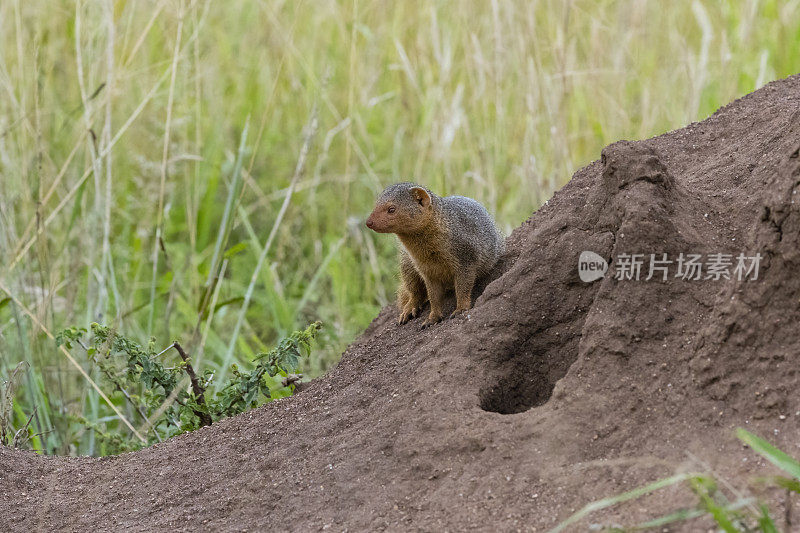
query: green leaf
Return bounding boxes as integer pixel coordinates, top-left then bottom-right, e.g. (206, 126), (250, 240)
(753, 475), (800, 494)
(692, 481), (739, 533)
(757, 504), (779, 533)
(736, 428), (800, 480)
(223, 241), (248, 258)
(214, 296), (244, 312)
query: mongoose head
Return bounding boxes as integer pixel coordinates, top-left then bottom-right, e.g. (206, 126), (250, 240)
(366, 182), (436, 235)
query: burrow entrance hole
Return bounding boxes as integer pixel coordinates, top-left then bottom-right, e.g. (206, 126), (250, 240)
(478, 333), (580, 415)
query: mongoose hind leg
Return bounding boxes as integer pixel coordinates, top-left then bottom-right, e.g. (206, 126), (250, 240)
(450, 267), (477, 318)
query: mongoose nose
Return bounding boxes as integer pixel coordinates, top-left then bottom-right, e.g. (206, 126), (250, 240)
(366, 217), (374, 229)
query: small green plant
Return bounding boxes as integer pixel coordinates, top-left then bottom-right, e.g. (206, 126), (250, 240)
(54, 321), (321, 454)
(551, 429), (800, 532)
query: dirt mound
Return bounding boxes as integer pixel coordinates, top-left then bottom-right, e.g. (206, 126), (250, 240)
(3, 76), (800, 532)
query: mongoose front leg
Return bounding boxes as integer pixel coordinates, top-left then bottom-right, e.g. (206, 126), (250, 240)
(398, 286), (425, 324)
(422, 279), (445, 328)
(397, 253), (427, 324)
(397, 287), (411, 323)
(450, 268), (476, 318)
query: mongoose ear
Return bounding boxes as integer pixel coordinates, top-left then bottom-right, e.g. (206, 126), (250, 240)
(410, 187), (431, 208)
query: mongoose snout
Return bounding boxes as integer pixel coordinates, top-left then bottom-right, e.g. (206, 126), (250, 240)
(366, 182), (503, 327)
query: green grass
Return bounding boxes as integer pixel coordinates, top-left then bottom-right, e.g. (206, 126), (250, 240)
(1, 0), (799, 456)
(550, 429), (800, 532)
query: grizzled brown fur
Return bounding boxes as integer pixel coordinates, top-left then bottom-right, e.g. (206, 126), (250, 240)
(366, 182), (503, 326)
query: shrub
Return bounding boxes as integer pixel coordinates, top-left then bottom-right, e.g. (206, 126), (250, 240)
(52, 321), (322, 454)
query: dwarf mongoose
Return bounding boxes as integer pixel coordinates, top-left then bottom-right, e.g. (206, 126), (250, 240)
(366, 183), (503, 327)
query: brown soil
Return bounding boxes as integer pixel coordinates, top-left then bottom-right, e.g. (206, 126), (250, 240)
(3, 75), (800, 532)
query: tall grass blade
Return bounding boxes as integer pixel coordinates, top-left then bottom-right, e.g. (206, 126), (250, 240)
(631, 497), (755, 531)
(548, 472), (701, 533)
(216, 107), (318, 385)
(737, 428), (800, 481)
(201, 119), (250, 316)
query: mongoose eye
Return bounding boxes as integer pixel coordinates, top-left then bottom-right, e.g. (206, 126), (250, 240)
(387, 206), (396, 214)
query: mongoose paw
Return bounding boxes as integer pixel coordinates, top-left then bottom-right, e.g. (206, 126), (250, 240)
(397, 305), (421, 325)
(421, 312), (444, 329)
(449, 309), (467, 319)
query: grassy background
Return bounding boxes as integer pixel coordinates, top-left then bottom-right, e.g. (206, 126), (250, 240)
(1, 0), (799, 456)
